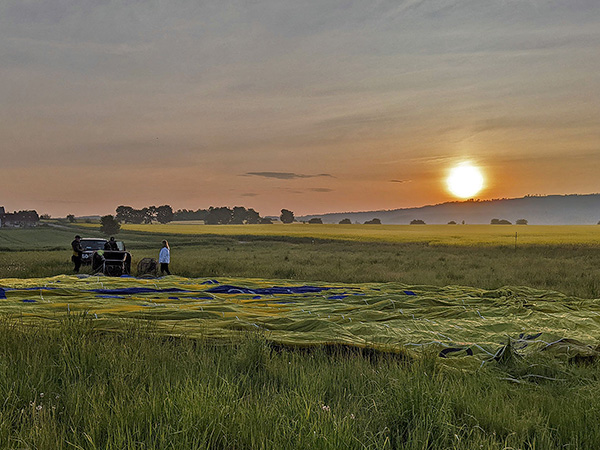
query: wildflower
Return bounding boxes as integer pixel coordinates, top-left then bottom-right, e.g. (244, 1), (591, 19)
(40, 393), (44, 398)
(36, 405), (42, 411)
(350, 414), (355, 419)
(321, 405), (330, 412)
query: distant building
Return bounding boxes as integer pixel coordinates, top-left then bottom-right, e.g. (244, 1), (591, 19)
(0, 209), (39, 228)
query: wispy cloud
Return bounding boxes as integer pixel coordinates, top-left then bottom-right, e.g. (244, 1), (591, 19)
(241, 193), (258, 197)
(308, 188), (333, 192)
(390, 179), (410, 184)
(245, 172), (334, 180)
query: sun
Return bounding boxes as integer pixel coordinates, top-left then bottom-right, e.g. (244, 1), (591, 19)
(446, 163), (484, 198)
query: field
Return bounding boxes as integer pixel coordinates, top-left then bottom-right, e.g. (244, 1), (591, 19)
(1, 223), (600, 449)
(80, 222), (600, 246)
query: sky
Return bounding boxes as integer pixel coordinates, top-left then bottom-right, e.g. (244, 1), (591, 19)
(1, 0), (599, 217)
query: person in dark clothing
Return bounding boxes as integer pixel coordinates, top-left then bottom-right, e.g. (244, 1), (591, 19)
(104, 236), (118, 250)
(71, 235), (83, 273)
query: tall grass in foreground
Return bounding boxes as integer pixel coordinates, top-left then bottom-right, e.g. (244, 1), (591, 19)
(0, 317), (599, 449)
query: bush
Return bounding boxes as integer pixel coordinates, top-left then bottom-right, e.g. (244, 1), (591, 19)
(410, 219), (425, 225)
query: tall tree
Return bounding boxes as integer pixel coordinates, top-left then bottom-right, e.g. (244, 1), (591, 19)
(280, 209), (294, 224)
(100, 215), (121, 236)
(155, 205), (174, 224)
(231, 206), (248, 224)
(246, 208), (261, 224)
(116, 206), (135, 223)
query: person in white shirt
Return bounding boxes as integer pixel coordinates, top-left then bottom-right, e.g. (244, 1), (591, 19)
(158, 240), (171, 275)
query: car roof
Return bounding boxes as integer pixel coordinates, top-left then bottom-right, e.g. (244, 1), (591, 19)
(81, 238), (107, 242)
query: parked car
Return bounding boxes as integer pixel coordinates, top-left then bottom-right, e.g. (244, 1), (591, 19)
(80, 238), (126, 265)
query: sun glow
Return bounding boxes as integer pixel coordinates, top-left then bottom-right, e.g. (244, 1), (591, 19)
(446, 163), (484, 198)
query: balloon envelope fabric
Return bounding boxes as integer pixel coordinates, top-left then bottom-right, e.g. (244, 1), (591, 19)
(1, 275), (599, 360)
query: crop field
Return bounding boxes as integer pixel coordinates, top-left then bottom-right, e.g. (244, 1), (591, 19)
(80, 222), (600, 246)
(1, 224), (600, 448)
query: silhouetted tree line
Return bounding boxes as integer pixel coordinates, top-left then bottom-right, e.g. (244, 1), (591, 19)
(175, 206), (262, 225)
(116, 205), (174, 224)
(117, 205), (269, 225)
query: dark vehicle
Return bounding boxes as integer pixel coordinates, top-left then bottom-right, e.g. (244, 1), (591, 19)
(79, 238), (130, 276)
(80, 238), (108, 265)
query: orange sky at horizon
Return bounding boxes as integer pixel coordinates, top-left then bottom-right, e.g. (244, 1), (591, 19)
(1, 1), (599, 217)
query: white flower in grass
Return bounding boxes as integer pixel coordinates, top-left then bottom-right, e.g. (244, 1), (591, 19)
(39, 393), (44, 398)
(321, 405), (330, 412)
(350, 414), (355, 419)
(36, 405), (42, 411)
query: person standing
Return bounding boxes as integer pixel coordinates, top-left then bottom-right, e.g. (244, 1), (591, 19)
(71, 235), (83, 273)
(159, 240), (171, 275)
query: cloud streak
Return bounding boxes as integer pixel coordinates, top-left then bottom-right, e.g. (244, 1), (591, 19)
(245, 172), (334, 180)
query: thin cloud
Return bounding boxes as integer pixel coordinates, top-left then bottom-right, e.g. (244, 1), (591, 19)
(241, 193), (258, 197)
(245, 172), (334, 180)
(308, 188), (333, 192)
(390, 179), (410, 183)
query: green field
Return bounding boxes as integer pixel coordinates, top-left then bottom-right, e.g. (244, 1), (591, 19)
(2, 224), (599, 298)
(80, 222), (600, 246)
(1, 224), (600, 448)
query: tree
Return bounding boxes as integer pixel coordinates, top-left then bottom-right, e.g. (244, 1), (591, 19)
(231, 207), (248, 224)
(66, 214), (75, 223)
(155, 205), (174, 224)
(100, 215), (121, 236)
(516, 219), (528, 225)
(246, 208), (261, 224)
(40, 214), (51, 220)
(280, 209), (295, 224)
(260, 217), (273, 224)
(205, 207), (233, 225)
(448, 221), (457, 225)
(364, 218), (381, 225)
(410, 219), (426, 225)
(142, 206), (156, 224)
(308, 218), (323, 224)
(339, 218), (351, 224)
(116, 206), (134, 223)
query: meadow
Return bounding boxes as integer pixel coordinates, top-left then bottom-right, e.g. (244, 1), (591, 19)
(1, 223), (600, 449)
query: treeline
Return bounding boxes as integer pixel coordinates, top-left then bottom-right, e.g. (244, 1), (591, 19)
(115, 205), (266, 225)
(177, 206), (262, 225)
(116, 205), (174, 224)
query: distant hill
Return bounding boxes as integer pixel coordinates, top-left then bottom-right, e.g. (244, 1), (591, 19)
(299, 194), (600, 225)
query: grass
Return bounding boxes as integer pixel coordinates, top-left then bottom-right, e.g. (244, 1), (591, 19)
(1, 225), (599, 298)
(1, 317), (600, 450)
(2, 225), (600, 448)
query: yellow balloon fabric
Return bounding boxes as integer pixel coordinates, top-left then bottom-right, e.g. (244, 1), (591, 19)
(1, 275), (598, 360)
